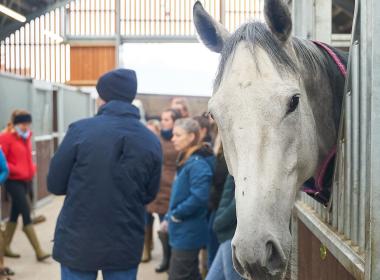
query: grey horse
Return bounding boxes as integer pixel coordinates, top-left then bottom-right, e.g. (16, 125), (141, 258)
(193, 0), (347, 279)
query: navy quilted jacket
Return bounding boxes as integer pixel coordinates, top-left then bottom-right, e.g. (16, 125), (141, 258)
(47, 100), (162, 271)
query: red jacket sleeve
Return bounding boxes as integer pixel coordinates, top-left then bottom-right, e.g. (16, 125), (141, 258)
(0, 133), (21, 177)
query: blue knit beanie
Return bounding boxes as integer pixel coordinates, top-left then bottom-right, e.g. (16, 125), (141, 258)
(96, 69), (137, 103)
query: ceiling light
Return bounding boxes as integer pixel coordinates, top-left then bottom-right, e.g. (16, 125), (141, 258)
(0, 4), (26, 22)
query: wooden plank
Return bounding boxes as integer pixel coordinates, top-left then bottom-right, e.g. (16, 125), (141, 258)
(69, 45), (116, 86)
(298, 219), (357, 280)
(36, 140), (53, 200)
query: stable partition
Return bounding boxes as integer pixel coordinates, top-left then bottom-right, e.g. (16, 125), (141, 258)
(294, 0), (380, 279)
(0, 73), (95, 218)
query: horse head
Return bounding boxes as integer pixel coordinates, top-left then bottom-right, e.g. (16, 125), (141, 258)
(194, 0), (341, 279)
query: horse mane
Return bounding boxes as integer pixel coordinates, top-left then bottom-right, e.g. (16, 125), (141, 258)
(214, 21), (348, 129)
(214, 21), (332, 92)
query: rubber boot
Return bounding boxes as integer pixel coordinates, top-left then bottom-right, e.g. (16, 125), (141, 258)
(4, 223), (20, 258)
(141, 225), (153, 263)
(199, 248), (208, 278)
(23, 225), (50, 261)
(155, 231), (171, 273)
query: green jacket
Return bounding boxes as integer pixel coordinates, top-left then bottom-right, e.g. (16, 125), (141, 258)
(213, 175), (237, 243)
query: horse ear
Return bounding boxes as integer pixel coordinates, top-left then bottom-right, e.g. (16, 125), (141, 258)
(193, 1), (230, 53)
(264, 0), (292, 42)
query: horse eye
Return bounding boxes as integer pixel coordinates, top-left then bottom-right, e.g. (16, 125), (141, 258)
(287, 95), (300, 114)
(207, 112), (214, 120)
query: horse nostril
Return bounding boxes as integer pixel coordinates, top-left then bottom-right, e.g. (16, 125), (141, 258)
(265, 240), (286, 275)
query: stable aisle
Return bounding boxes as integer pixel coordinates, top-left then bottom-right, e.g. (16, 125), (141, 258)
(5, 197), (167, 280)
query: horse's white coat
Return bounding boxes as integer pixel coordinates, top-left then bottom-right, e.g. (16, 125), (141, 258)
(209, 43), (320, 279)
(193, 1), (342, 279)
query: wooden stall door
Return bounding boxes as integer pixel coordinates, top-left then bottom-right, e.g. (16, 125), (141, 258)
(298, 219), (356, 280)
(1, 187), (11, 220)
(69, 46), (116, 86)
(35, 140), (53, 200)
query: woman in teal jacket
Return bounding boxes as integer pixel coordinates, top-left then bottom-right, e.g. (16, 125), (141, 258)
(0, 147), (8, 184)
(164, 118), (214, 280)
(0, 147), (15, 279)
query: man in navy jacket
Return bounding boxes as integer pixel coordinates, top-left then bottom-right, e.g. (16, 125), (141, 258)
(47, 69), (162, 280)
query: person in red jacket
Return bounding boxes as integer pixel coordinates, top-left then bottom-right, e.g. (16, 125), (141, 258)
(0, 110), (50, 262)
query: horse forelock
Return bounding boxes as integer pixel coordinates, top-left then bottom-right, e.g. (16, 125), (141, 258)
(213, 21), (335, 94)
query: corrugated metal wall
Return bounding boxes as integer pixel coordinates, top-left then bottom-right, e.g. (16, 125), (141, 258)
(0, 73), (95, 217)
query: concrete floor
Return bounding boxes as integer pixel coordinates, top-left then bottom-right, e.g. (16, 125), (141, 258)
(5, 196), (168, 280)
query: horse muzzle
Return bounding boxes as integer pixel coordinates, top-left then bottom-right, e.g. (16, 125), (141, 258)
(231, 235), (288, 280)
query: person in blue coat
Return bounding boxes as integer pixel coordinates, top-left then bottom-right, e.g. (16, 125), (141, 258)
(0, 147), (8, 185)
(163, 118), (215, 280)
(0, 147), (16, 278)
(47, 69), (163, 280)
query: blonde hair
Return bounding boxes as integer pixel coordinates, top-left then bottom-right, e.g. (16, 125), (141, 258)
(147, 119), (161, 136)
(171, 97), (190, 117)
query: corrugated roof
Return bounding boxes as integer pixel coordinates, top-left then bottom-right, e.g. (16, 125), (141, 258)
(0, 0), (69, 39)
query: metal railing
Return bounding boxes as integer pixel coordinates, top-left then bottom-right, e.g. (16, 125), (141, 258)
(299, 8), (365, 253)
(0, 7), (70, 83)
(295, 1), (371, 278)
(67, 0), (116, 36)
(65, 0), (264, 37)
(0, 0), (264, 82)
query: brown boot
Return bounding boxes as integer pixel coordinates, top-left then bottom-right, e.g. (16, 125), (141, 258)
(199, 249), (208, 278)
(23, 225), (50, 261)
(140, 225), (153, 263)
(4, 223), (20, 258)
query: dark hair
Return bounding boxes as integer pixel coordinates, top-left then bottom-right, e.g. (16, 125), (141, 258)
(193, 114), (211, 132)
(163, 108), (181, 122)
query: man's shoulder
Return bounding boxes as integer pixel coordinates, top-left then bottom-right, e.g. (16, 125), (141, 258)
(67, 116), (105, 134)
(70, 116), (96, 127)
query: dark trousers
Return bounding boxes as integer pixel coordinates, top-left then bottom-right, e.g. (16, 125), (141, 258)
(207, 211), (220, 268)
(5, 180), (32, 226)
(169, 249), (201, 280)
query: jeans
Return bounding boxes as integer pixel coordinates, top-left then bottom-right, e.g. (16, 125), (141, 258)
(206, 240), (244, 280)
(61, 265), (137, 280)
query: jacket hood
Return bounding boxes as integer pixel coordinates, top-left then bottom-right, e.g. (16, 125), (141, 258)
(177, 143), (215, 169)
(192, 143), (214, 158)
(188, 143), (215, 170)
(97, 100), (140, 119)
